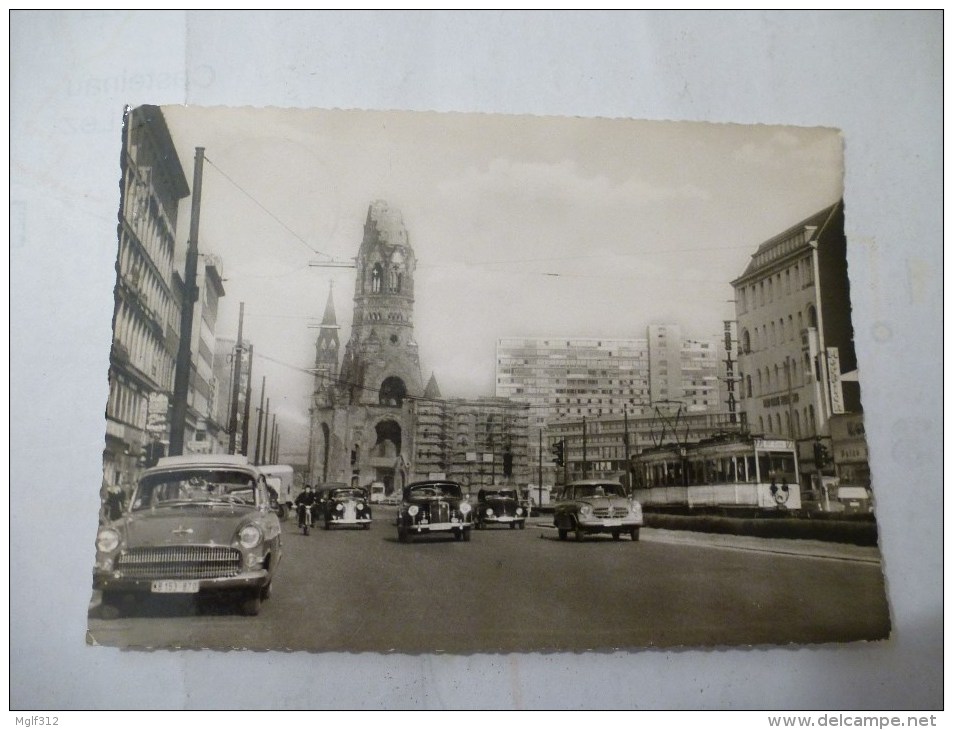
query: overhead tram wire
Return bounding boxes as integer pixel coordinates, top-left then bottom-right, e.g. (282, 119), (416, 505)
(203, 155), (331, 260)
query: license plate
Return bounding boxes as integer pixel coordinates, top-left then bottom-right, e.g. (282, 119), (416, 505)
(603, 519), (622, 527)
(151, 580), (199, 593)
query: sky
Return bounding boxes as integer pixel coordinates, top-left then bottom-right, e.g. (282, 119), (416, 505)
(159, 106), (843, 461)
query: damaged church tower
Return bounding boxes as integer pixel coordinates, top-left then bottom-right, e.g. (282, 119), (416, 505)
(309, 201), (423, 495)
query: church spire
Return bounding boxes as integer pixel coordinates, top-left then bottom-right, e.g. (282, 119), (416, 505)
(424, 372), (442, 400)
(321, 280), (338, 327)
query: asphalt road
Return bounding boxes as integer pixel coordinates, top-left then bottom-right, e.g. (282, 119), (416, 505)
(86, 506), (890, 652)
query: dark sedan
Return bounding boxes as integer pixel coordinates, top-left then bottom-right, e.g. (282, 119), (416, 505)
(396, 480), (473, 543)
(474, 487), (527, 529)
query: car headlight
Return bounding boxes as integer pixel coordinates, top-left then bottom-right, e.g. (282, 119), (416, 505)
(516, 507), (524, 516)
(485, 507), (494, 517)
(408, 505), (419, 516)
(336, 503), (344, 511)
(357, 502), (365, 510)
(96, 528), (120, 553)
(579, 504), (593, 517)
(238, 524), (263, 549)
(459, 502), (472, 515)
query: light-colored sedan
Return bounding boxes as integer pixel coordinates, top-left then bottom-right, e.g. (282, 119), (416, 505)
(553, 480), (643, 542)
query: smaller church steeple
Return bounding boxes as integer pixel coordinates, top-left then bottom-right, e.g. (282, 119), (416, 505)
(423, 372), (442, 400)
(320, 281), (338, 327)
(314, 283), (341, 406)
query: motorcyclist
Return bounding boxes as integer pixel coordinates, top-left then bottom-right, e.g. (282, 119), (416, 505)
(295, 485), (317, 527)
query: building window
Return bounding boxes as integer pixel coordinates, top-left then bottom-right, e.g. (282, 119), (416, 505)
(807, 304), (818, 329)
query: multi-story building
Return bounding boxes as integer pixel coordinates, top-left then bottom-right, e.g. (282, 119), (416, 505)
(549, 410), (743, 486)
(648, 324), (725, 412)
(496, 329), (726, 428)
(496, 328), (727, 477)
(410, 391), (530, 488)
(731, 201), (864, 487)
(179, 252), (227, 454)
(104, 105), (189, 491)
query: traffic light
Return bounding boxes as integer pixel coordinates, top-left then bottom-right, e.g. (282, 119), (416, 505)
(551, 440), (564, 467)
(813, 440), (830, 468)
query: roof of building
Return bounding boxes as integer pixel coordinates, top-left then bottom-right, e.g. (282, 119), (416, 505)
(733, 201), (841, 284)
(131, 105), (190, 199)
(424, 372), (442, 399)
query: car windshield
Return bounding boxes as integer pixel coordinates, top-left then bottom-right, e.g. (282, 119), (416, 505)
(484, 489), (517, 500)
(408, 484), (462, 499)
(331, 489), (366, 500)
(571, 484), (624, 499)
(131, 469), (258, 511)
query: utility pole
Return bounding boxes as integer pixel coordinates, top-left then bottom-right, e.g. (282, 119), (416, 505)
(254, 377), (265, 465)
(623, 405), (631, 491)
(241, 345), (254, 455)
(169, 147), (205, 456)
(228, 302), (245, 454)
(269, 413), (277, 464)
(582, 416), (588, 479)
(537, 429), (543, 508)
(261, 398), (270, 466)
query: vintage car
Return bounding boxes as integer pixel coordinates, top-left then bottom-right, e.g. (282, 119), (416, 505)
(553, 480), (643, 542)
(474, 486), (527, 529)
(396, 480), (473, 542)
(93, 454), (282, 617)
(322, 486), (373, 530)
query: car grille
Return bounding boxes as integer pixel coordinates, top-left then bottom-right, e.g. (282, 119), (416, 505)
(593, 506), (629, 518)
(117, 546), (242, 580)
(433, 501), (450, 523)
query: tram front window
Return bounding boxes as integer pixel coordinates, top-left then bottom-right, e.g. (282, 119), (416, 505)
(759, 452), (797, 484)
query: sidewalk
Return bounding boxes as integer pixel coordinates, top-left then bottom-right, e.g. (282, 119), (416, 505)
(528, 519), (881, 563)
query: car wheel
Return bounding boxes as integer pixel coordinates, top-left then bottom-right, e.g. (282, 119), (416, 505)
(239, 590), (262, 617)
(612, 530), (621, 541)
(509, 522), (516, 529)
(462, 528), (471, 542)
(363, 522), (371, 530)
(324, 520), (331, 531)
(397, 526), (408, 543)
(518, 520), (525, 530)
(454, 529), (463, 541)
(303, 524), (310, 536)
(574, 521), (585, 542)
(558, 528), (567, 541)
(630, 527), (640, 542)
(261, 581), (272, 601)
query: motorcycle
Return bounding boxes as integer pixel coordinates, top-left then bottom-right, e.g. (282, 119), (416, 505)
(300, 504), (313, 536)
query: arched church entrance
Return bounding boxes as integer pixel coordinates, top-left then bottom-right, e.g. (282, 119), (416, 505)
(373, 419), (402, 495)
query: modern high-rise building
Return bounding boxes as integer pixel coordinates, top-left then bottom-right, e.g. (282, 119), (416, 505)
(496, 327), (726, 432)
(104, 105), (189, 491)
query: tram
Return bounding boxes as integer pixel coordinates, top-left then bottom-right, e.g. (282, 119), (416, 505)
(630, 434), (801, 515)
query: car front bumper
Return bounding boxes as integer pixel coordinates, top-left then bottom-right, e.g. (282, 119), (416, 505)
(576, 517), (642, 533)
(93, 568), (271, 594)
(403, 520), (471, 533)
(326, 516), (372, 525)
